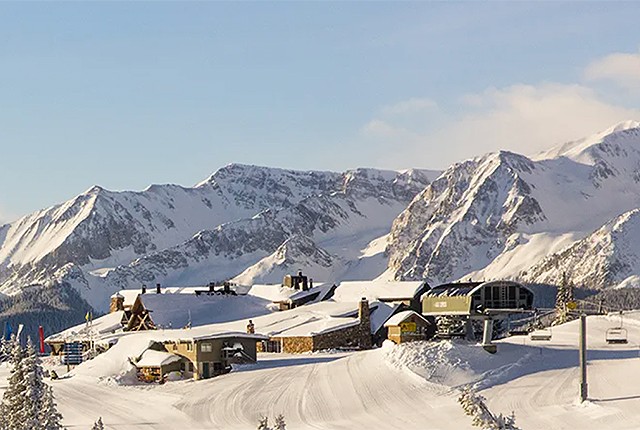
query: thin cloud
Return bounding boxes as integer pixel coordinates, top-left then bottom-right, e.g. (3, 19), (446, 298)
(362, 82), (640, 168)
(584, 50), (640, 91)
(380, 98), (438, 116)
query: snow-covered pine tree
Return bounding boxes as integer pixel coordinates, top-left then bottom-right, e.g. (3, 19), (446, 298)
(1, 335), (28, 430)
(91, 417), (104, 430)
(40, 386), (64, 430)
(257, 416), (270, 430)
(458, 387), (520, 430)
(22, 337), (47, 430)
(274, 414), (286, 430)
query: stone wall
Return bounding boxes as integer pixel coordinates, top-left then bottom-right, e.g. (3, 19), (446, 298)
(279, 336), (314, 354)
(313, 323), (367, 351)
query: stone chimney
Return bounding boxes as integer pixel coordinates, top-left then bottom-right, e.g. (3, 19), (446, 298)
(358, 297), (372, 349)
(109, 292), (124, 313)
(156, 283), (161, 294)
(246, 320), (255, 334)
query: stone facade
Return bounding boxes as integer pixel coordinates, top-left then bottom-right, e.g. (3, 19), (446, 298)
(261, 299), (373, 353)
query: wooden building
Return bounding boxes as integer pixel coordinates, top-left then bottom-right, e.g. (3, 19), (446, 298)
(384, 310), (435, 344)
(136, 349), (183, 383)
(162, 332), (266, 380)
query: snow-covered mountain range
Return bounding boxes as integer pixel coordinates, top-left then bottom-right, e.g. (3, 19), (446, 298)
(386, 120), (640, 289)
(0, 165), (435, 311)
(4, 120), (640, 313)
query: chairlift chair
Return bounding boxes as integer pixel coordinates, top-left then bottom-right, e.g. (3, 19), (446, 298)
(606, 311), (628, 344)
(529, 327), (552, 341)
(606, 327), (628, 344)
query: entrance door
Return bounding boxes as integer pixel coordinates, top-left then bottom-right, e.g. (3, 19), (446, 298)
(202, 362), (210, 379)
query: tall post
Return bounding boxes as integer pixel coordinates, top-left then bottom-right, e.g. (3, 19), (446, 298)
(579, 314), (588, 402)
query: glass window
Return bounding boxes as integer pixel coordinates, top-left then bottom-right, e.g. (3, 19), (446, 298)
(200, 343), (212, 352)
(186, 343), (193, 352)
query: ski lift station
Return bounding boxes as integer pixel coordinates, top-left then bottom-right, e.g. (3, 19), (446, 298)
(422, 280), (535, 353)
(422, 280), (534, 316)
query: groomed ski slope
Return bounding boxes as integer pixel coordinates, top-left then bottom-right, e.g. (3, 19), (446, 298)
(4, 313), (640, 429)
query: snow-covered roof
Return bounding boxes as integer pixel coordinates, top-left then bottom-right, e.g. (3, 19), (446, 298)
(138, 292), (272, 328)
(331, 281), (428, 302)
(45, 311), (125, 343)
(118, 289), (142, 307)
(384, 311), (429, 327)
(247, 283), (329, 303)
(135, 349), (182, 368)
(189, 300), (394, 338)
(288, 283), (334, 303)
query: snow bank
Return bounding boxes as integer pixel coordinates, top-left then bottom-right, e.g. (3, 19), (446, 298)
(383, 339), (538, 389)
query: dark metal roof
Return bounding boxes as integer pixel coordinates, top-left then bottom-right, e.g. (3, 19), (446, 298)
(425, 282), (483, 297)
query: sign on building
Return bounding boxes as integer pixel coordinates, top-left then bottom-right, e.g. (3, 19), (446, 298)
(62, 342), (83, 365)
(399, 322), (417, 333)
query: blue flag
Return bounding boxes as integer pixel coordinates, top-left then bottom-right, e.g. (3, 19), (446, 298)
(4, 321), (12, 341)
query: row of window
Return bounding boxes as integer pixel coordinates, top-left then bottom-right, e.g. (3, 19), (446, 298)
(171, 342), (211, 352)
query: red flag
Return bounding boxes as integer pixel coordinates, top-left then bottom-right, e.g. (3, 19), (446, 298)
(38, 326), (45, 354)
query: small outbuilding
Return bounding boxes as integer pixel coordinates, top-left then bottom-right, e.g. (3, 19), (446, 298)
(136, 349), (183, 383)
(384, 310), (435, 344)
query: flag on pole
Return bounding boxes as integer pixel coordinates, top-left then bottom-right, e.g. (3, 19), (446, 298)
(16, 324), (24, 342)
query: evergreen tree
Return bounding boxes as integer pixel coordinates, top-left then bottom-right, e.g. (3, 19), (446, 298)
(458, 387), (520, 430)
(274, 414), (286, 430)
(2, 335), (28, 430)
(40, 386), (63, 430)
(91, 417), (104, 430)
(257, 416), (270, 430)
(22, 338), (47, 430)
(0, 336), (65, 430)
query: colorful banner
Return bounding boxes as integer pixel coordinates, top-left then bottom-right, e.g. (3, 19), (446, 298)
(38, 326), (45, 354)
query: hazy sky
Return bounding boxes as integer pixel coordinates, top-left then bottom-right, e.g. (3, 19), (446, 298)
(1, 2), (640, 223)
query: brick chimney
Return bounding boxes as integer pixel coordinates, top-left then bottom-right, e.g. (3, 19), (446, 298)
(109, 292), (124, 313)
(358, 297), (372, 349)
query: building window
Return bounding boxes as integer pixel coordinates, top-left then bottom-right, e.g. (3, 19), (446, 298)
(188, 362), (193, 372)
(263, 340), (282, 353)
(172, 343), (178, 351)
(200, 343), (212, 352)
(187, 343), (193, 352)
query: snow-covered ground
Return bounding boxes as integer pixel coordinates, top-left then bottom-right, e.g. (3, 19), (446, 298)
(4, 312), (640, 429)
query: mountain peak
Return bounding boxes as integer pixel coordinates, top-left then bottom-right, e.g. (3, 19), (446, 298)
(534, 120), (640, 164)
(83, 185), (105, 195)
(603, 119), (640, 135)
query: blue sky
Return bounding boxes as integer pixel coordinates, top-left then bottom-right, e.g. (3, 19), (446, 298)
(1, 2), (640, 222)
